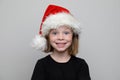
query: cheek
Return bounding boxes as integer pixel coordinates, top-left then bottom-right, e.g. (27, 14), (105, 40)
(66, 35), (73, 41)
(49, 35), (56, 43)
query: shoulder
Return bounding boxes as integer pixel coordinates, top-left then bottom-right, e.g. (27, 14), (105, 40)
(33, 55), (50, 68)
(71, 55), (89, 66)
(37, 55), (50, 64)
(72, 55), (86, 63)
(71, 56), (90, 71)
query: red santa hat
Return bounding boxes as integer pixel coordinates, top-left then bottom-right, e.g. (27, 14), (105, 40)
(32, 4), (81, 51)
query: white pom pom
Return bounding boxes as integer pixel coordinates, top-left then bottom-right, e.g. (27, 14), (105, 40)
(31, 35), (47, 51)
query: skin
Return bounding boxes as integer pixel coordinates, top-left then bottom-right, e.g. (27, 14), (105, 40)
(49, 26), (73, 63)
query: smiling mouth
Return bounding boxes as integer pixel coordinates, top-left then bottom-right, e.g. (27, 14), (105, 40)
(56, 43), (66, 48)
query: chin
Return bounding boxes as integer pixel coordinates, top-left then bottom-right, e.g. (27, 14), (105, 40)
(54, 48), (68, 52)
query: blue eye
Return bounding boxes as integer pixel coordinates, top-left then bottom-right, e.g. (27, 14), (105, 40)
(64, 32), (70, 35)
(52, 32), (57, 35)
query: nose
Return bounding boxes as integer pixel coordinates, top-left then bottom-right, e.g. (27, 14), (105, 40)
(57, 33), (64, 40)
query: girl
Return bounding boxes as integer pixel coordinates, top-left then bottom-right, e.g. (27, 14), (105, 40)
(31, 4), (91, 80)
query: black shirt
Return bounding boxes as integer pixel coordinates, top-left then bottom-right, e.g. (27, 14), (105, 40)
(31, 55), (91, 80)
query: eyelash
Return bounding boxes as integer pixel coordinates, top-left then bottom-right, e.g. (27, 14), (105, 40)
(64, 32), (70, 34)
(52, 32), (57, 35)
(51, 31), (71, 35)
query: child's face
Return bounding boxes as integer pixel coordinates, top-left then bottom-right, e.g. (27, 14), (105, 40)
(49, 26), (73, 53)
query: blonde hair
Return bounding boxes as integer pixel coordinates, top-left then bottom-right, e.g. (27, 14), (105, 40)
(44, 32), (79, 56)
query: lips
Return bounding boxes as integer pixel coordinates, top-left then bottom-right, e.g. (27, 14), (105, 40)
(56, 43), (66, 48)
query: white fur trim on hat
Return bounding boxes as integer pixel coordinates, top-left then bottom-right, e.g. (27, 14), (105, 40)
(42, 13), (81, 36)
(31, 35), (46, 51)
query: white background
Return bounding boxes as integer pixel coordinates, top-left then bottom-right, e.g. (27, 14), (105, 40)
(0, 0), (120, 80)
